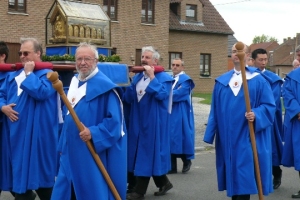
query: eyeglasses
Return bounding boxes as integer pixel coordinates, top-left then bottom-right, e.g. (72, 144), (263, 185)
(76, 57), (96, 63)
(18, 51), (31, 57)
(172, 64), (180, 67)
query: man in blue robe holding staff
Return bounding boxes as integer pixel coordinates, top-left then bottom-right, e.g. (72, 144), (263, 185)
(51, 42), (127, 200)
(204, 43), (275, 200)
(0, 38), (59, 200)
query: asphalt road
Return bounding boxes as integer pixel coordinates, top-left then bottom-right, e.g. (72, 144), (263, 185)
(1, 149), (300, 200)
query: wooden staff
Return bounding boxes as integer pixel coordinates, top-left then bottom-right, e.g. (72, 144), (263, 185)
(236, 42), (264, 200)
(47, 71), (121, 200)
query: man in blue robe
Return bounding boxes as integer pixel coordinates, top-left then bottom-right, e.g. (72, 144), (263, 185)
(51, 42), (127, 200)
(0, 38), (59, 200)
(124, 46), (174, 200)
(169, 58), (195, 174)
(204, 43), (275, 200)
(251, 48), (284, 190)
(281, 46), (300, 197)
(0, 41), (15, 198)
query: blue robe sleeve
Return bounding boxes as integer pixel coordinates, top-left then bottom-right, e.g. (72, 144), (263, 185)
(173, 81), (191, 102)
(251, 81), (276, 132)
(0, 78), (8, 108)
(20, 73), (56, 100)
(123, 84), (135, 103)
(89, 90), (123, 153)
(283, 77), (300, 120)
(146, 77), (170, 100)
(203, 84), (218, 144)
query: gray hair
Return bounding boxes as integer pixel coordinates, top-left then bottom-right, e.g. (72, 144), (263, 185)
(142, 46), (160, 61)
(296, 45), (300, 53)
(20, 37), (43, 58)
(75, 42), (98, 59)
(172, 57), (184, 66)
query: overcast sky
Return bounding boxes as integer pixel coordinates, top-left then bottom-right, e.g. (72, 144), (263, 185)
(209, 0), (299, 45)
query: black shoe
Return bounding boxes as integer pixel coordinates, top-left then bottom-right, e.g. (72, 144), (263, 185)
(292, 191), (300, 198)
(168, 169), (177, 174)
(182, 161), (192, 173)
(126, 192), (145, 200)
(154, 181), (173, 196)
(273, 169), (282, 189)
(127, 188), (134, 194)
(273, 177), (281, 189)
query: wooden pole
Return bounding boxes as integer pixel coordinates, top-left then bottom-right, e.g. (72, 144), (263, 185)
(47, 71), (121, 200)
(235, 42), (264, 200)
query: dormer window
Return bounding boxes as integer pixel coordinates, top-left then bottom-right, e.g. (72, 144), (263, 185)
(186, 4), (197, 22)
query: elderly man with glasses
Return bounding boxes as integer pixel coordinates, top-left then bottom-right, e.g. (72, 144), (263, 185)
(51, 42), (127, 200)
(0, 37), (59, 200)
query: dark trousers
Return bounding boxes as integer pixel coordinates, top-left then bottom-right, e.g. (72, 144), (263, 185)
(170, 154), (190, 171)
(272, 165), (282, 178)
(232, 194), (250, 200)
(15, 188), (52, 200)
(127, 171), (136, 190)
(134, 175), (170, 195)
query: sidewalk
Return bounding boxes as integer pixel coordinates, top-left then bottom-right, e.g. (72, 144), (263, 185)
(192, 97), (214, 151)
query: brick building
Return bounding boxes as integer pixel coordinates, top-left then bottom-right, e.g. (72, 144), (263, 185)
(0, 0), (234, 93)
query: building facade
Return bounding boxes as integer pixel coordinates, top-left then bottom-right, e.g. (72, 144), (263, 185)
(1, 0), (234, 93)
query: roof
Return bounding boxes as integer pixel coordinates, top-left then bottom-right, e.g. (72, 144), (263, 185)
(249, 42), (279, 53)
(169, 0), (234, 35)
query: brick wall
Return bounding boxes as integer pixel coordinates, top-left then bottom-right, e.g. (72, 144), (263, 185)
(169, 32), (228, 93)
(0, 0), (228, 93)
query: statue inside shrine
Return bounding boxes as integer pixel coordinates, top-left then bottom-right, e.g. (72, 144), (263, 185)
(54, 15), (66, 38)
(91, 28), (97, 39)
(79, 26), (84, 38)
(68, 25), (73, 37)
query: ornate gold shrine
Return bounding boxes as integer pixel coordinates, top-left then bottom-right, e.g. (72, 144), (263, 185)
(46, 0), (111, 46)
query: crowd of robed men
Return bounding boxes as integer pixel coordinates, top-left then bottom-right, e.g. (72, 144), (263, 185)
(0, 39), (195, 200)
(1, 37), (300, 200)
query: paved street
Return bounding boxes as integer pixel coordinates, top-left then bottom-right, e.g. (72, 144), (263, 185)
(2, 150), (300, 200)
(1, 98), (297, 200)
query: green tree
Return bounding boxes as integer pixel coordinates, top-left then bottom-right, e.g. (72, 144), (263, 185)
(252, 34), (278, 44)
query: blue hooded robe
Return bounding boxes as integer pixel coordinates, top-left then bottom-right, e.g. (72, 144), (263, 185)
(258, 70), (283, 167)
(281, 68), (300, 170)
(170, 73), (195, 159)
(51, 69), (127, 200)
(123, 72), (173, 176)
(0, 69), (59, 193)
(204, 67), (275, 197)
